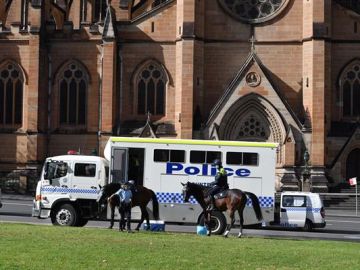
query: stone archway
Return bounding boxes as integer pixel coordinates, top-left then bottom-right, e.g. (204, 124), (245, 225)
(346, 148), (360, 180)
(218, 93), (287, 164)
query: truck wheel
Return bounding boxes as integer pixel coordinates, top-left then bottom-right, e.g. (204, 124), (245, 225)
(303, 219), (313, 232)
(199, 211), (226, 235)
(51, 204), (78, 226)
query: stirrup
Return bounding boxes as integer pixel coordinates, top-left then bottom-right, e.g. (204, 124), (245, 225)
(206, 204), (214, 211)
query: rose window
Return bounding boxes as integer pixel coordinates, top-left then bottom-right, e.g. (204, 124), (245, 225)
(238, 114), (268, 139)
(218, 0), (289, 24)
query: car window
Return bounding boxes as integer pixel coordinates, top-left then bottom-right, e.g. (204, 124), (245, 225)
(74, 163), (96, 177)
(282, 195), (306, 207)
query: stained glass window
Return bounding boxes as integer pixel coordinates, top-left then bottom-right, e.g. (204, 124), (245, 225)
(218, 0), (289, 24)
(59, 62), (87, 125)
(136, 62), (166, 115)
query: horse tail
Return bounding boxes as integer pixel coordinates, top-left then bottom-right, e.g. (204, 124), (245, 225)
(244, 191), (263, 221)
(150, 190), (159, 220)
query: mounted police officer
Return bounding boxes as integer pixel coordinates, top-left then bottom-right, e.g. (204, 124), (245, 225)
(206, 159), (229, 211)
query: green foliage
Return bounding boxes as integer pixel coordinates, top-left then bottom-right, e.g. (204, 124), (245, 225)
(0, 223), (359, 270)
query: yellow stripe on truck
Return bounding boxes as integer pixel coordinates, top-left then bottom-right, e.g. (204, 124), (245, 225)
(110, 137), (278, 148)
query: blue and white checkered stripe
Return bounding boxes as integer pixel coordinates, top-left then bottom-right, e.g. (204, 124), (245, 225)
(156, 192), (274, 207)
(246, 196), (273, 208)
(41, 187), (98, 194)
(285, 207), (322, 213)
(156, 192), (197, 204)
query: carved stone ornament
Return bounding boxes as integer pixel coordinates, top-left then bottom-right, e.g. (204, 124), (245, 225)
(246, 72), (261, 87)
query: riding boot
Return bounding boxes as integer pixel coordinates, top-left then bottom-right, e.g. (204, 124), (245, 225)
(207, 196), (215, 211)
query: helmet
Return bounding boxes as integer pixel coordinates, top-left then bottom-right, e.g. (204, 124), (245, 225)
(212, 159), (222, 166)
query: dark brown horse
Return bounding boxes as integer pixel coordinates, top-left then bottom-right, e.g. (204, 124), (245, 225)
(182, 182), (263, 237)
(97, 183), (159, 231)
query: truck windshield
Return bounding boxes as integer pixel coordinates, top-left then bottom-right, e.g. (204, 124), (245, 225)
(43, 162), (53, 180)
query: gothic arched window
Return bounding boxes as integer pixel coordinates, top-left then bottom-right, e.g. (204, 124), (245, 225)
(0, 62), (24, 126)
(135, 61), (167, 116)
(58, 62), (88, 125)
(340, 62), (360, 118)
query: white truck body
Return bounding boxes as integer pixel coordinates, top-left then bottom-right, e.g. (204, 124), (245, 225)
(104, 137), (278, 226)
(32, 137), (325, 231)
(32, 155), (109, 225)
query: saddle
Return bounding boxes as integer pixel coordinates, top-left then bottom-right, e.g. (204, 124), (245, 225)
(213, 190), (228, 200)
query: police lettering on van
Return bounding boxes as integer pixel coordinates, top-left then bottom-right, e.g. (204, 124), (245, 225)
(166, 163), (251, 177)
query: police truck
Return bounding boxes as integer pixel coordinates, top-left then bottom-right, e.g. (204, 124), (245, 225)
(32, 137), (325, 233)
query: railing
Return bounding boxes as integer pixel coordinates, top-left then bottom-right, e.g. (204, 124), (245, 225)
(0, 177), (37, 195)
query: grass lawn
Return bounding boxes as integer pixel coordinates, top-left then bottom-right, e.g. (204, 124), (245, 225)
(0, 223), (359, 270)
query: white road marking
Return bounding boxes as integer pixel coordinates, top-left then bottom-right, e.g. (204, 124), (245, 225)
(343, 235), (360, 239)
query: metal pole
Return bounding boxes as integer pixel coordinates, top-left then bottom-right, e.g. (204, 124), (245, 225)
(356, 183), (358, 216)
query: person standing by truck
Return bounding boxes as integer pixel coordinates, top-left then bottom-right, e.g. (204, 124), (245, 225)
(206, 159), (229, 211)
(115, 182), (133, 232)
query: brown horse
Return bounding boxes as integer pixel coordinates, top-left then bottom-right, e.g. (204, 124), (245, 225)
(182, 182), (263, 237)
(97, 183), (159, 231)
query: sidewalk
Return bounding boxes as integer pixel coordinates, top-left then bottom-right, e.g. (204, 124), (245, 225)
(1, 193), (34, 202)
(325, 209), (360, 218)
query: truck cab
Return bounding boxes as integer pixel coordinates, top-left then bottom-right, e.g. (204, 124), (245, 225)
(32, 155), (109, 226)
(277, 192), (326, 231)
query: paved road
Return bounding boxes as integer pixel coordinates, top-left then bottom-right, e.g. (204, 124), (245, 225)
(1, 197), (360, 242)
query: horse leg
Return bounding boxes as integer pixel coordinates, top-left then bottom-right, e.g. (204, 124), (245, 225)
(223, 210), (235, 238)
(135, 206), (147, 231)
(205, 211), (211, 236)
(108, 205), (115, 229)
(143, 206), (150, 231)
(237, 208), (244, 238)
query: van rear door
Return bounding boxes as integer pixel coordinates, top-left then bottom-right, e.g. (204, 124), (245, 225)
(111, 148), (128, 183)
(280, 194), (307, 228)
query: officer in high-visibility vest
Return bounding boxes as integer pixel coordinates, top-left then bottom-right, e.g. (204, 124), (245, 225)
(206, 159), (229, 211)
(116, 182), (133, 232)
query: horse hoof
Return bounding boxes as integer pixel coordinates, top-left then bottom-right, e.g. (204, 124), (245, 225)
(108, 226), (113, 229)
(223, 230), (230, 238)
(135, 228), (140, 231)
(238, 233), (242, 238)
